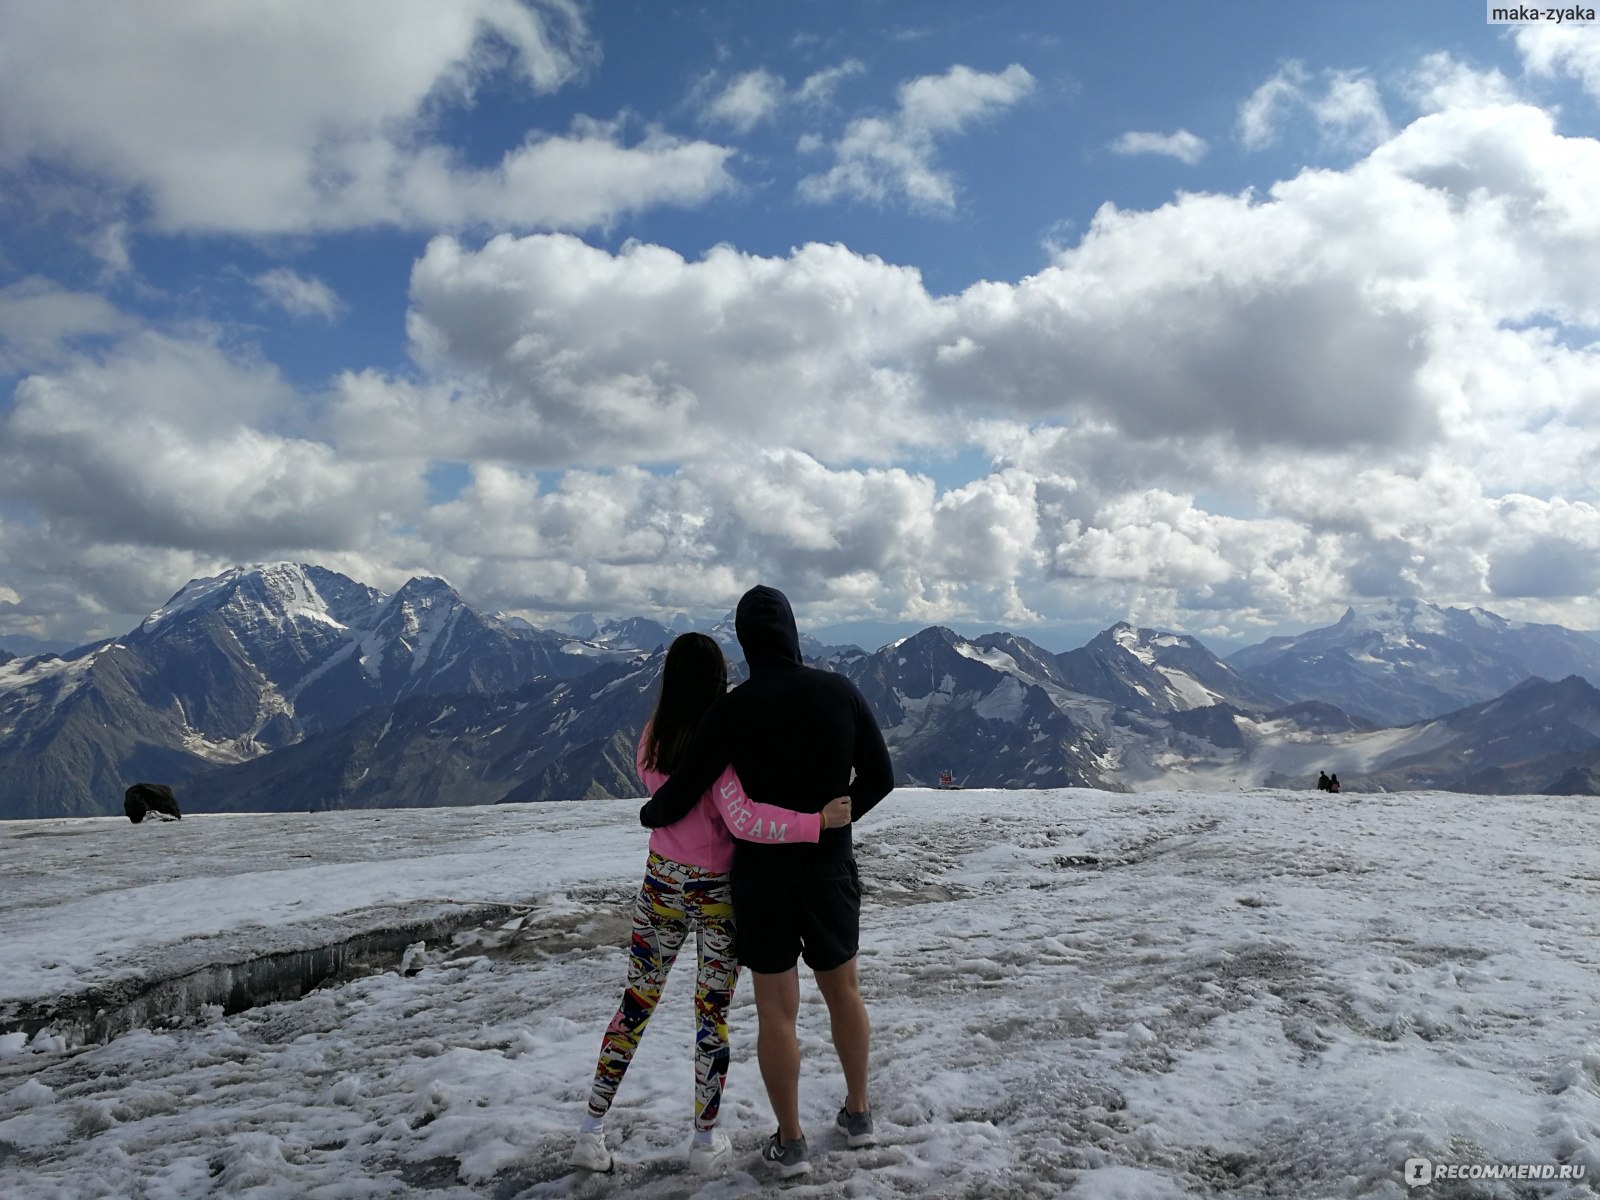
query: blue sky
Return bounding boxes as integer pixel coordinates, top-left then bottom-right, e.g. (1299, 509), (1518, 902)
(3, 1), (1600, 652)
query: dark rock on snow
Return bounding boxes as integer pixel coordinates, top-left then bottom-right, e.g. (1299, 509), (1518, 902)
(125, 782), (182, 823)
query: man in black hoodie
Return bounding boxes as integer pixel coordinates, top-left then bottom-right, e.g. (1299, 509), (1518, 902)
(640, 584), (894, 1175)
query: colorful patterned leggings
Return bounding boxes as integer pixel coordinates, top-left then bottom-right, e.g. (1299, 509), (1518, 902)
(586, 852), (739, 1131)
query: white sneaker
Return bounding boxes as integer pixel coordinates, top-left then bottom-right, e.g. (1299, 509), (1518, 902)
(570, 1130), (613, 1172)
(688, 1130), (732, 1175)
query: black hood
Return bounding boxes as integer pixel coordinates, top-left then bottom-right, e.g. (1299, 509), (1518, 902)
(736, 585), (803, 673)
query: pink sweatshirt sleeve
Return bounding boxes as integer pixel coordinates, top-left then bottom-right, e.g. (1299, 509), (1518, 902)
(708, 764), (822, 844)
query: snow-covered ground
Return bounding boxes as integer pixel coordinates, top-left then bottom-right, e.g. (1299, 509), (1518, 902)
(2, 788), (1598, 1198)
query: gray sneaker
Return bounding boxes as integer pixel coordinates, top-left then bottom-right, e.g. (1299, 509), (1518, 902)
(836, 1106), (877, 1148)
(760, 1132), (811, 1177)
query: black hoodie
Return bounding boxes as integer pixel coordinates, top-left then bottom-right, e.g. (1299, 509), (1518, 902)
(638, 585), (894, 865)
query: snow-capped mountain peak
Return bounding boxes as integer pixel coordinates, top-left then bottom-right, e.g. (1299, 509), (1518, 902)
(139, 562), (379, 635)
(1338, 597), (1522, 645)
(377, 575), (466, 629)
(1109, 622), (1162, 665)
(389, 573), (458, 598)
(139, 569), (244, 631)
(0, 564), (641, 819)
(1059, 623), (1279, 717)
(360, 578), (466, 676)
(1229, 597), (1600, 725)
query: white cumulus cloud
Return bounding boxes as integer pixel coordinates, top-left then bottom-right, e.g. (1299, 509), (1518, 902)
(1109, 129), (1208, 165)
(366, 233), (946, 466)
(1405, 52), (1519, 113)
(797, 60), (867, 106)
(0, 278), (132, 372)
(12, 58), (1600, 642)
(701, 70), (786, 132)
(1238, 61), (1310, 150)
(692, 60), (864, 133)
(799, 63), (1035, 212)
(1516, 23), (1600, 97)
(288, 88), (1600, 634)
(1238, 62), (1390, 153)
(0, 0), (733, 236)
(251, 269), (345, 323)
(0, 333), (422, 556)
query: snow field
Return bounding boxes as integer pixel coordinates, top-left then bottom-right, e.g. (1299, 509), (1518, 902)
(1, 787), (1597, 1197)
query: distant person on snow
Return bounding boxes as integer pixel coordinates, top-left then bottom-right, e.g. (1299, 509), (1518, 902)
(641, 585), (895, 1178)
(1317, 770), (1332, 792)
(571, 632), (851, 1178)
(1329, 773), (1341, 793)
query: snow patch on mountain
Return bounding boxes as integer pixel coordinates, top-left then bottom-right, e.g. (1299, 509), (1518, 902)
(559, 641), (615, 657)
(885, 683), (960, 738)
(1349, 598), (1448, 640)
(1112, 623), (1156, 665)
(0, 647), (101, 700)
(354, 627), (387, 680)
(142, 562), (347, 633)
(974, 674), (1028, 721)
(139, 573), (238, 631)
(1156, 667), (1222, 708)
(0, 648), (117, 752)
(401, 593), (460, 676)
(177, 727), (258, 765)
(955, 641), (1024, 677)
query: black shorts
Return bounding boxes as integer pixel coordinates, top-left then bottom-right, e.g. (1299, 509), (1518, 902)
(733, 860), (860, 974)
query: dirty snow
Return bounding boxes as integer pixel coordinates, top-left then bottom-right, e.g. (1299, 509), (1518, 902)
(2, 788), (1598, 1198)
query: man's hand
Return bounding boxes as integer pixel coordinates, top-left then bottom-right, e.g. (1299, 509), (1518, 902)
(822, 794), (852, 829)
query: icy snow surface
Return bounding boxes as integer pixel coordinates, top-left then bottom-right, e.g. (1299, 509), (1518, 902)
(2, 788), (1598, 1198)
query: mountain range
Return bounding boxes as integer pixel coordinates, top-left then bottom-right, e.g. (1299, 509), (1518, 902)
(5, 562), (1600, 818)
(1226, 597), (1600, 725)
(0, 564), (642, 819)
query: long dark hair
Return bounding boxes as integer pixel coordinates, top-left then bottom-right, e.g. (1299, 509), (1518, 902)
(642, 632), (728, 775)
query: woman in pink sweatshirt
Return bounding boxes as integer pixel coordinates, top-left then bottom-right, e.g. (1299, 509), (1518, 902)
(571, 632), (851, 1177)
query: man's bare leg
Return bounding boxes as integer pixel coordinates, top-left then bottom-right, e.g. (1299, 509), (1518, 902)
(813, 955), (870, 1113)
(751, 968), (803, 1141)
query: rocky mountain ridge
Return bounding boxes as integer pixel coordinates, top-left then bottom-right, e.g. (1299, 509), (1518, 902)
(1226, 597), (1600, 724)
(6, 567), (1600, 816)
(0, 564), (644, 818)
